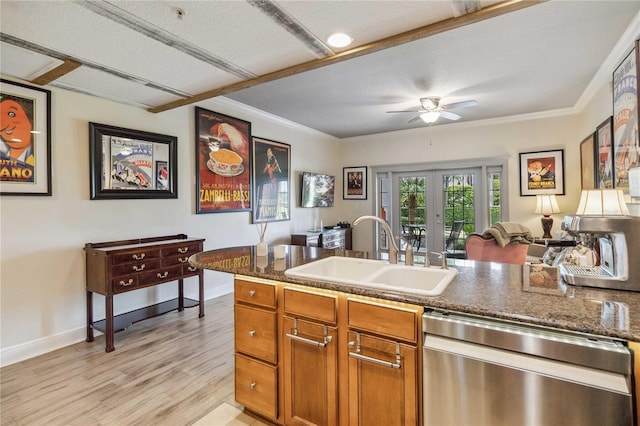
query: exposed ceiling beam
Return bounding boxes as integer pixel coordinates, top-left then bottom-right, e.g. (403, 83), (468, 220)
(30, 58), (82, 86)
(148, 0), (546, 114)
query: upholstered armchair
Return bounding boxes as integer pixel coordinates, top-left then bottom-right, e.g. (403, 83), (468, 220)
(464, 234), (530, 265)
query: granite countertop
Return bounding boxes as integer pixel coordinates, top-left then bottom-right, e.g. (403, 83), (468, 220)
(189, 245), (640, 342)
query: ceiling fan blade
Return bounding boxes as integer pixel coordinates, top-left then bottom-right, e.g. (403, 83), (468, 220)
(441, 100), (477, 110)
(386, 109), (424, 113)
(408, 115), (423, 124)
(440, 111), (462, 121)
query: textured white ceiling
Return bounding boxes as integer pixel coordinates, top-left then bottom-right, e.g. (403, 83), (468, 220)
(1, 0), (639, 138)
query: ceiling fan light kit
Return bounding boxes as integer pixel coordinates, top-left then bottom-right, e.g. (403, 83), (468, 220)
(420, 111), (441, 123)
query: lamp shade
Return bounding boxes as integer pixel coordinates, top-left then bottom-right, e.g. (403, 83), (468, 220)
(575, 189), (630, 215)
(534, 194), (561, 216)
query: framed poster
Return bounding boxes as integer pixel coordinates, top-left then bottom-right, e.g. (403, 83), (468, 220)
(519, 149), (565, 196)
(343, 166), (367, 200)
(579, 133), (596, 190)
(595, 116), (614, 189)
(252, 136), (291, 222)
(0, 79), (51, 196)
(89, 122), (177, 200)
(612, 40), (639, 190)
(195, 107), (251, 213)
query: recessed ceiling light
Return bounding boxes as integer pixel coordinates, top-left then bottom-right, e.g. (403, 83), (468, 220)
(327, 33), (352, 48)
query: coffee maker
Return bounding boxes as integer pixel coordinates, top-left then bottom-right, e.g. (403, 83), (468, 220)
(559, 215), (640, 291)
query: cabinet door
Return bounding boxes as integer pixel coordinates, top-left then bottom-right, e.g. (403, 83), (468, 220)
(347, 331), (418, 426)
(284, 316), (338, 426)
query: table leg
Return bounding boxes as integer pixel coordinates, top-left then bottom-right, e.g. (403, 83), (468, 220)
(86, 291), (94, 342)
(105, 295), (114, 352)
(178, 279), (185, 311)
(198, 270), (205, 318)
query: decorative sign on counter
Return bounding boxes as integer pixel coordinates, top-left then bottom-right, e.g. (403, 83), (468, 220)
(195, 107), (252, 213)
(523, 264), (566, 296)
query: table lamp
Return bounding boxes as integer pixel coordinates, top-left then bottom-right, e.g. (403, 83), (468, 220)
(575, 189), (629, 215)
(534, 194), (561, 239)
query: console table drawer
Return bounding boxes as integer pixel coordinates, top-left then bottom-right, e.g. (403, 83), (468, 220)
(112, 259), (162, 277)
(162, 243), (201, 257)
(112, 275), (139, 291)
(112, 249), (162, 265)
(162, 255), (192, 267)
(139, 265), (183, 286)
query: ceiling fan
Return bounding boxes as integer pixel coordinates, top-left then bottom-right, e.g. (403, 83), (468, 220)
(387, 96), (477, 124)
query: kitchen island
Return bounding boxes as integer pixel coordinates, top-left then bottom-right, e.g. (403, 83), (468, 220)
(189, 244), (639, 341)
(190, 245), (639, 426)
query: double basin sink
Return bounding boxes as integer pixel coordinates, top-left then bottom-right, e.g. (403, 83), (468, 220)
(284, 256), (457, 296)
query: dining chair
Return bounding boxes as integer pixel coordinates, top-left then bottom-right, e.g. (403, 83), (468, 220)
(445, 221), (466, 259)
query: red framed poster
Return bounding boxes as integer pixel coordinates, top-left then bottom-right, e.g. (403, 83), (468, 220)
(195, 107), (251, 213)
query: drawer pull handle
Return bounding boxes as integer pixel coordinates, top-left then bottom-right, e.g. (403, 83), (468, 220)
(188, 266), (197, 272)
(248, 290), (255, 297)
(132, 253), (146, 260)
(157, 271), (169, 278)
(285, 318), (331, 347)
(119, 279), (134, 287)
(249, 330), (256, 337)
(348, 332), (401, 369)
(249, 382), (256, 390)
(133, 264), (145, 271)
(178, 247), (189, 253)
(179, 257), (189, 263)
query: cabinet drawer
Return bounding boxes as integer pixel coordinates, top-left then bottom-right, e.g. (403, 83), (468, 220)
(284, 287), (337, 324)
(112, 259), (161, 277)
(161, 242), (201, 257)
(111, 275), (140, 292)
(348, 299), (417, 343)
(235, 354), (278, 420)
(112, 248), (161, 265)
(235, 279), (276, 308)
(162, 255), (192, 267)
(138, 265), (183, 286)
(235, 305), (277, 363)
(183, 264), (200, 276)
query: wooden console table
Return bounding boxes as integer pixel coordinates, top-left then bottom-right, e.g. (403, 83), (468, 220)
(84, 234), (205, 352)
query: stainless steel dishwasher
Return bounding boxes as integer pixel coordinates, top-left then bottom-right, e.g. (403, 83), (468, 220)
(422, 308), (634, 426)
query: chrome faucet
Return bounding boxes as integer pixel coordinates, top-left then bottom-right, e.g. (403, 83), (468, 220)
(353, 215), (399, 264)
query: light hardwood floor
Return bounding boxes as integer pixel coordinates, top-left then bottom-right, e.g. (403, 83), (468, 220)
(1, 293), (238, 426)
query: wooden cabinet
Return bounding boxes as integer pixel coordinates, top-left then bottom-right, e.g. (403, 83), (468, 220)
(346, 300), (420, 426)
(291, 228), (352, 250)
(234, 277), (279, 421)
(84, 234), (204, 352)
(233, 275), (422, 426)
(283, 288), (339, 426)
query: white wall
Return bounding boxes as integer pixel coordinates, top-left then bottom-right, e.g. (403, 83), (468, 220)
(0, 81), (341, 365)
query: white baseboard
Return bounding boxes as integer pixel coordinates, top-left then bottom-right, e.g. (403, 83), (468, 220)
(0, 284), (233, 368)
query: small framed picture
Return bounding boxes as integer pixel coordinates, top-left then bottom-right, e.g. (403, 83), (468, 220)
(523, 264), (566, 296)
(595, 117), (614, 189)
(343, 166), (367, 200)
(519, 149), (565, 196)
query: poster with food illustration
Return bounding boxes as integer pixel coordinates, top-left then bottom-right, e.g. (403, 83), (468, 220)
(519, 150), (565, 196)
(612, 43), (639, 190)
(195, 107), (251, 213)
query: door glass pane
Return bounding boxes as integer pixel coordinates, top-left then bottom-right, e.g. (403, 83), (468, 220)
(377, 173), (390, 250)
(488, 171), (502, 225)
(399, 177), (426, 251)
(442, 174), (475, 255)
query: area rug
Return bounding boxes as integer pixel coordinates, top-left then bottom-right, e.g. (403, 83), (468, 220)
(193, 402), (269, 426)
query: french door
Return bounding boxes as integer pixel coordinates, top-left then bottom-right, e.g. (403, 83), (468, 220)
(383, 168), (483, 253)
